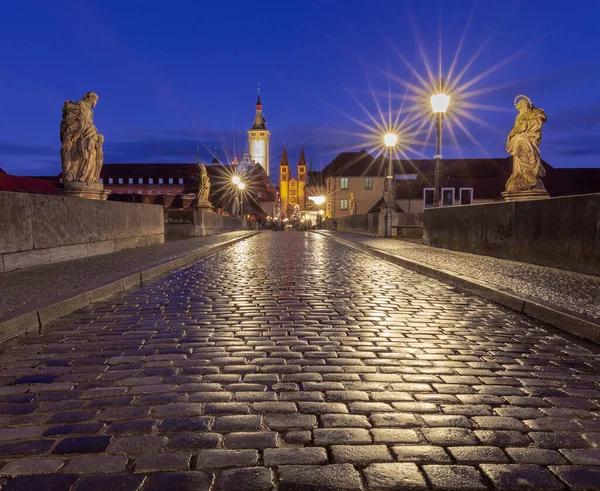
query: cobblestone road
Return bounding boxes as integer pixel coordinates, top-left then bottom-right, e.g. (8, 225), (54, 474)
(326, 232), (600, 321)
(0, 232), (599, 490)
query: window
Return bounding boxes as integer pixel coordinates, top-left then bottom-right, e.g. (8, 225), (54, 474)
(148, 190), (153, 195)
(442, 188), (455, 207)
(99, 178), (104, 184)
(340, 177), (349, 190)
(108, 178), (113, 184)
(148, 178), (154, 184)
(118, 178), (123, 184)
(460, 188), (473, 205)
(178, 178), (184, 184)
(158, 178), (164, 184)
(364, 177), (373, 190)
(423, 188), (435, 209)
(137, 190), (143, 195)
(128, 191), (132, 195)
(167, 191), (173, 195)
(168, 178), (174, 184)
(138, 178), (144, 184)
(340, 199), (349, 210)
(158, 191), (163, 195)
(128, 178), (133, 184)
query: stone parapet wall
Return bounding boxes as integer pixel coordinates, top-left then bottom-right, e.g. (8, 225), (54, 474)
(336, 213), (381, 236)
(0, 191), (164, 273)
(424, 193), (600, 276)
(336, 212), (423, 237)
(164, 209), (245, 237)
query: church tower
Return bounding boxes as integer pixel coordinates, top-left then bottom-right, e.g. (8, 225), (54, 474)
(297, 144), (307, 210)
(279, 145), (290, 217)
(248, 91), (270, 177)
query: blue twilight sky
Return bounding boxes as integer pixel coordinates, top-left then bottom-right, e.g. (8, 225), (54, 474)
(1, 0), (599, 179)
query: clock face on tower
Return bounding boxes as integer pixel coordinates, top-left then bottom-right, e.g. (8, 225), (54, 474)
(251, 139), (265, 158)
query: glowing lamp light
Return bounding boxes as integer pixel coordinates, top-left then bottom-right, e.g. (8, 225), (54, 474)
(311, 196), (326, 206)
(232, 175), (241, 185)
(430, 93), (451, 114)
(238, 182), (245, 190)
(383, 133), (398, 148)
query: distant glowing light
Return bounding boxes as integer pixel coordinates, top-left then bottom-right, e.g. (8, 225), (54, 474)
(232, 175), (241, 185)
(310, 196), (326, 205)
(238, 182), (245, 190)
(430, 93), (451, 113)
(383, 132), (398, 148)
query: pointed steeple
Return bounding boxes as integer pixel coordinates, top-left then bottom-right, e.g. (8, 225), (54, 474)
(251, 86), (266, 130)
(280, 144), (289, 167)
(298, 144), (307, 167)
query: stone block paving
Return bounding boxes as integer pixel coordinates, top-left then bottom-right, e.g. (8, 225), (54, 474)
(326, 231), (600, 321)
(0, 231), (252, 320)
(0, 231), (598, 490)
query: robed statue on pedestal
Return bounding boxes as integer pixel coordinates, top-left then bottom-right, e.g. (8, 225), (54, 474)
(60, 92), (104, 185)
(504, 95), (548, 196)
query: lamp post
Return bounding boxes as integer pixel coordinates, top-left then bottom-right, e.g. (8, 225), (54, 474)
(430, 79), (450, 208)
(383, 132), (397, 238)
(238, 181), (245, 222)
(312, 195), (326, 229)
(231, 175), (243, 218)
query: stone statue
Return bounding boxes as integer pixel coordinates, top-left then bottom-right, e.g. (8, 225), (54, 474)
(60, 92), (108, 199)
(196, 164), (212, 209)
(383, 180), (390, 205)
(60, 92), (104, 185)
(349, 192), (356, 215)
(504, 95), (549, 199)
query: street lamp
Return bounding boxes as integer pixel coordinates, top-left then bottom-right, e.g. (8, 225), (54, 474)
(231, 175), (241, 216)
(238, 181), (245, 220)
(430, 79), (450, 208)
(310, 195), (326, 228)
(383, 132), (397, 238)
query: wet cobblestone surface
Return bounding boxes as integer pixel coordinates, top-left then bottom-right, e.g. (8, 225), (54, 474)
(326, 231), (600, 320)
(0, 231), (599, 490)
(0, 231), (252, 320)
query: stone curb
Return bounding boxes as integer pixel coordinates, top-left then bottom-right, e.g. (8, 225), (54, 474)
(315, 231), (600, 344)
(0, 232), (259, 347)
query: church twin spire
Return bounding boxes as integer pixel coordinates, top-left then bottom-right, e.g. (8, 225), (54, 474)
(279, 144), (306, 180)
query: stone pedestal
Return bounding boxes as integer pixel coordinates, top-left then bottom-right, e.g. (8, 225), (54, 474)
(181, 196), (195, 209)
(502, 189), (550, 202)
(60, 181), (109, 200)
(196, 200), (213, 211)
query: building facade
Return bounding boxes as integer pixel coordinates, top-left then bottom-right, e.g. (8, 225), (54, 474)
(278, 145), (308, 218)
(318, 150), (583, 218)
(248, 94), (270, 177)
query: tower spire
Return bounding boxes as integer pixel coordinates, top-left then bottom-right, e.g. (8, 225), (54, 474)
(252, 89), (266, 130)
(280, 144), (289, 167)
(298, 143), (307, 167)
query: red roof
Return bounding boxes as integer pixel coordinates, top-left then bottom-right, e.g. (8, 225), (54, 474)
(0, 173), (59, 194)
